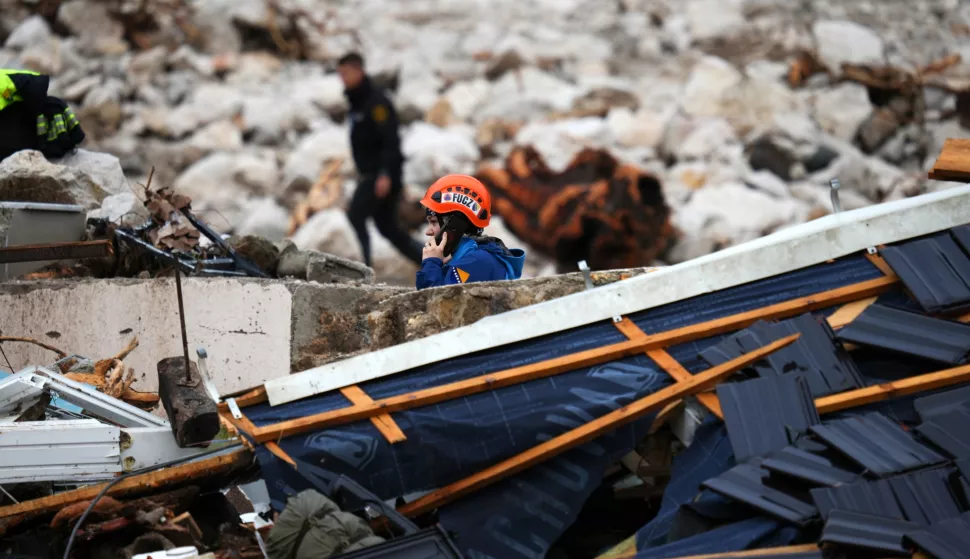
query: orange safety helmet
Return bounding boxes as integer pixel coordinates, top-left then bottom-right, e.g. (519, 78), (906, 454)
(420, 174), (492, 229)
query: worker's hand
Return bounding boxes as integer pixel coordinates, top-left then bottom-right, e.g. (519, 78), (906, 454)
(423, 233), (447, 262)
(375, 174), (391, 199)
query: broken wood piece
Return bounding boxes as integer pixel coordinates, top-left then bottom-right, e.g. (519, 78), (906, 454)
(634, 543), (822, 559)
(928, 138), (970, 182)
(0, 448), (251, 523)
(865, 252), (897, 278)
(172, 511), (204, 543)
(397, 334), (800, 517)
(252, 276), (897, 443)
(0, 336), (66, 358)
(613, 317), (724, 419)
(826, 297), (879, 329)
(158, 357), (220, 448)
(340, 385), (407, 443)
(816, 361), (970, 415)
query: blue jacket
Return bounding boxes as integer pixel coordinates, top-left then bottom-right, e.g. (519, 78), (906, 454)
(416, 237), (526, 290)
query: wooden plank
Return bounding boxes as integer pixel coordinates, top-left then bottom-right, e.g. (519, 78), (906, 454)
(0, 448), (252, 521)
(217, 386), (268, 411)
(396, 334), (800, 517)
(928, 138), (970, 182)
(253, 277), (896, 443)
(816, 362), (970, 415)
(826, 296), (878, 329)
(865, 252), (898, 278)
(340, 385), (407, 444)
(265, 441), (296, 468)
(614, 318), (724, 419)
(663, 544), (822, 559)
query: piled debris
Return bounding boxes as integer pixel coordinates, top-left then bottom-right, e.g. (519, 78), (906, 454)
(477, 147), (673, 272)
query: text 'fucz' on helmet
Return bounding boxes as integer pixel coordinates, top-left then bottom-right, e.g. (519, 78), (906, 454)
(420, 174), (492, 229)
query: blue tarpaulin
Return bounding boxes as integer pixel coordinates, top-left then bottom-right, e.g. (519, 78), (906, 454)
(248, 255), (886, 559)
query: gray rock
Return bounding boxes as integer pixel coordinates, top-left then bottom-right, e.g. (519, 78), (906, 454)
(57, 0), (127, 55)
(0, 149), (128, 209)
(857, 108), (901, 154)
(306, 252), (376, 284)
(87, 192), (150, 228)
(812, 20), (885, 73)
(4, 15), (52, 50)
(813, 83), (873, 141)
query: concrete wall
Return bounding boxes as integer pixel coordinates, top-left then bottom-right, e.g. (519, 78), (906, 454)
(0, 278), (292, 394)
(0, 268), (653, 396)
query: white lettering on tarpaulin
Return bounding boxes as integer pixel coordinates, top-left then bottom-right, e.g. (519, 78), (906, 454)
(443, 192), (480, 214)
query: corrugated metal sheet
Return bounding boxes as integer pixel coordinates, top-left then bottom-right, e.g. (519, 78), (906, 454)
(809, 413), (946, 477)
(904, 511), (970, 559)
(835, 305), (970, 365)
(820, 510), (921, 554)
(717, 374), (820, 463)
(917, 410), (970, 460)
(880, 232), (970, 314)
(887, 468), (964, 525)
(810, 478), (904, 521)
(914, 385), (970, 423)
(701, 463), (818, 525)
(761, 446), (859, 487)
(700, 314), (863, 397)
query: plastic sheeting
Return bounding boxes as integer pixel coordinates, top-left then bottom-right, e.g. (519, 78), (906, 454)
(249, 255), (886, 559)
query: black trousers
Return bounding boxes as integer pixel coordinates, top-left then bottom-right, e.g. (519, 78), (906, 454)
(347, 172), (423, 267)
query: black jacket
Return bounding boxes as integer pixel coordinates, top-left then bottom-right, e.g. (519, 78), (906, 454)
(344, 76), (403, 177)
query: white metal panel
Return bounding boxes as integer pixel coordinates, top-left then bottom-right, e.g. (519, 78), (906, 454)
(120, 427), (212, 471)
(0, 373), (45, 417)
(0, 419), (121, 483)
(23, 366), (168, 428)
(265, 183), (970, 406)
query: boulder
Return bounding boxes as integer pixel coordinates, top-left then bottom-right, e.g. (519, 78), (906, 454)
(686, 0), (746, 42)
(229, 235), (280, 276)
(172, 151), (280, 230)
(443, 79), (492, 122)
(241, 95), (320, 145)
(56, 0), (128, 55)
(681, 56), (744, 118)
(675, 118), (739, 161)
(607, 107), (674, 150)
(187, 120), (244, 152)
(4, 15), (52, 50)
(813, 83), (873, 141)
(402, 123), (480, 186)
(0, 149), (128, 210)
(282, 123), (352, 190)
(513, 118), (613, 171)
(479, 67), (580, 120)
(87, 192), (150, 228)
(812, 20), (885, 73)
(235, 197), (289, 242)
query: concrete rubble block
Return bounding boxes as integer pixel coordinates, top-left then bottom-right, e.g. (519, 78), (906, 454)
(812, 20), (886, 74)
(305, 252), (376, 285)
(87, 191), (151, 228)
(0, 149), (129, 210)
(56, 0), (128, 55)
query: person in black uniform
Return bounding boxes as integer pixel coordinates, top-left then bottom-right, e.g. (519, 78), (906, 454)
(337, 52), (422, 268)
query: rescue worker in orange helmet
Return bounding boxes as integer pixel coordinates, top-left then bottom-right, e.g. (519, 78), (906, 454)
(416, 174), (526, 290)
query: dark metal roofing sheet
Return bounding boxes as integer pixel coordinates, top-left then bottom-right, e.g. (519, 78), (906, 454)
(701, 314), (864, 397)
(820, 509), (922, 554)
(914, 385), (970, 423)
(904, 511), (970, 559)
(917, 410), (970, 461)
(810, 478), (904, 521)
(809, 412), (947, 477)
(887, 467), (964, 525)
(835, 304), (970, 365)
(702, 551), (822, 559)
(880, 232), (970, 314)
(950, 224), (970, 256)
(701, 463), (818, 526)
(717, 374), (820, 463)
(762, 446), (860, 487)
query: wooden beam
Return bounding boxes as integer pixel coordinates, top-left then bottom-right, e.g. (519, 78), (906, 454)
(0, 448), (252, 521)
(865, 252), (897, 278)
(928, 138), (970, 182)
(396, 335), (800, 517)
(613, 318), (723, 419)
(252, 277), (896, 443)
(217, 386), (268, 411)
(340, 385), (407, 444)
(816, 362), (970, 415)
(664, 544), (822, 559)
(826, 296), (878, 329)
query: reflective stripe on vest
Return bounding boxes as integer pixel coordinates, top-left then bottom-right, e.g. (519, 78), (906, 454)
(0, 69), (41, 112)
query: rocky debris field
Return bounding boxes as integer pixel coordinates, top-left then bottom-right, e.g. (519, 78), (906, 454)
(2, 0), (970, 282)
